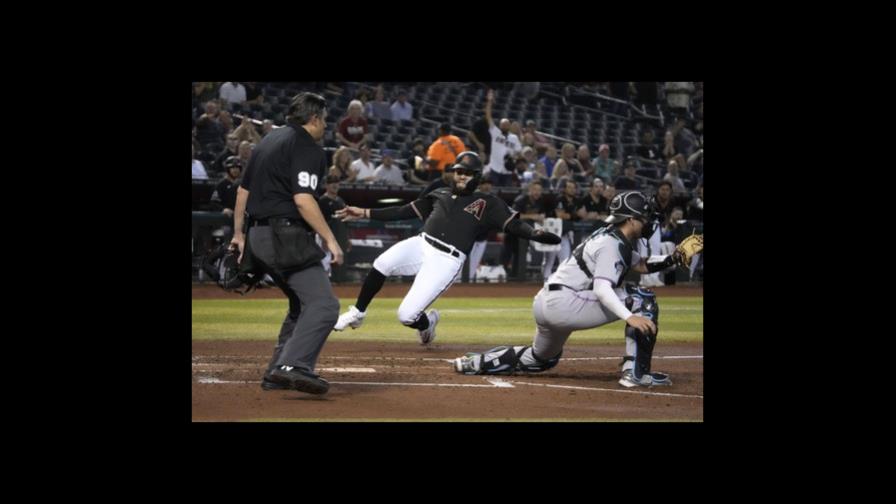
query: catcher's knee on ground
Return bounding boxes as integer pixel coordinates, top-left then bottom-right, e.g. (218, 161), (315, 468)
(622, 284), (660, 379)
(455, 345), (561, 375)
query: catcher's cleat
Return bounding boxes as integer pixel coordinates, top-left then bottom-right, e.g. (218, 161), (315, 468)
(334, 305), (366, 331)
(648, 372), (672, 386)
(619, 369), (672, 388)
(454, 353), (481, 374)
(419, 309), (440, 345)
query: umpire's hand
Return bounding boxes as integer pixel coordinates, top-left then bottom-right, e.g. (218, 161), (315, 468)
(326, 239), (344, 266)
(230, 232), (245, 264)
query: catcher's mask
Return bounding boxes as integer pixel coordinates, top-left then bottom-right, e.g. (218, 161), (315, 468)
(605, 191), (657, 237)
(450, 151), (483, 195)
(201, 244), (261, 295)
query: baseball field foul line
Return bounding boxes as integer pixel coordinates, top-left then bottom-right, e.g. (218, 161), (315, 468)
(197, 377), (504, 388)
(507, 380), (704, 399)
(195, 376), (701, 398)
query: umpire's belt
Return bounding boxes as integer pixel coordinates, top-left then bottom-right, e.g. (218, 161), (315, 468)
(424, 235), (460, 258)
(250, 217), (300, 227)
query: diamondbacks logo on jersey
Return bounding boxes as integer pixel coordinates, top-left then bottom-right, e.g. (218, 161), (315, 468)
(463, 199), (487, 221)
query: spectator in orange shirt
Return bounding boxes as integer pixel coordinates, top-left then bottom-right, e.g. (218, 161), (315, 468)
(425, 122), (466, 179)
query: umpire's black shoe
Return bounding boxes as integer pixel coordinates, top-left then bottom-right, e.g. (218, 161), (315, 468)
(261, 373), (290, 391)
(269, 366), (330, 395)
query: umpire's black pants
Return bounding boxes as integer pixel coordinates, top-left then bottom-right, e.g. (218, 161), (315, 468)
(248, 225), (340, 374)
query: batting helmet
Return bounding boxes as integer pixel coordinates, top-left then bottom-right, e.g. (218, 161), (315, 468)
(449, 151), (484, 194)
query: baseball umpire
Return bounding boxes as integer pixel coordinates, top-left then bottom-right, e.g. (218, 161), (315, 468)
(333, 152), (561, 344)
(453, 191), (684, 387)
(230, 92), (343, 395)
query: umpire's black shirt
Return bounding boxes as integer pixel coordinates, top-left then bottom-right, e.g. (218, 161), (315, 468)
(241, 123), (327, 225)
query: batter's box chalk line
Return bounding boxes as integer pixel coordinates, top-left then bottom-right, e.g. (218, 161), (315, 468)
(195, 376), (701, 399)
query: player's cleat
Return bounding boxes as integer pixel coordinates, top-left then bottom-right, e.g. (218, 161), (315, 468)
(269, 366), (330, 395)
(454, 353), (481, 374)
(418, 309), (440, 345)
(334, 305), (366, 331)
(619, 369), (672, 388)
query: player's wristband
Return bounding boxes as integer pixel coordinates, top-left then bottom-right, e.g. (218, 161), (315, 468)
(645, 255), (676, 273)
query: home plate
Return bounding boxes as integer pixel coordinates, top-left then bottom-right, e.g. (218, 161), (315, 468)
(485, 378), (514, 388)
(319, 367), (376, 373)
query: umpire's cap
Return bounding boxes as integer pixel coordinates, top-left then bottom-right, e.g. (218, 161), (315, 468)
(604, 191), (652, 224)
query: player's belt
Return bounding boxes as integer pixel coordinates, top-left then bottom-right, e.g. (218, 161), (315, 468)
(547, 284), (577, 292)
(424, 235), (460, 258)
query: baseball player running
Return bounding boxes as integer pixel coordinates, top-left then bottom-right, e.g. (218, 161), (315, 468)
(452, 190), (681, 387)
(333, 152), (561, 344)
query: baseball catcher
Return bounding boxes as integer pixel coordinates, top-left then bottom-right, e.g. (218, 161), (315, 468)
(453, 190), (686, 388)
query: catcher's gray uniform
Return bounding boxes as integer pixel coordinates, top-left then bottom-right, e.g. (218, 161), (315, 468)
(454, 190), (676, 387)
(530, 226), (641, 362)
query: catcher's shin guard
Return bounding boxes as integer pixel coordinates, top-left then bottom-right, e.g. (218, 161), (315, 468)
(457, 346), (522, 375)
(517, 346), (561, 372)
(456, 346), (561, 375)
(622, 284), (660, 380)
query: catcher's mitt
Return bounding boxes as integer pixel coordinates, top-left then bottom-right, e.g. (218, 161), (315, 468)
(673, 232), (703, 269)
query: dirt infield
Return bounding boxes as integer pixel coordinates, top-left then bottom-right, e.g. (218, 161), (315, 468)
(192, 282), (703, 300)
(192, 340), (703, 421)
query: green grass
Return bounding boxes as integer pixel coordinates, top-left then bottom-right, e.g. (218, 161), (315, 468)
(192, 296), (703, 345)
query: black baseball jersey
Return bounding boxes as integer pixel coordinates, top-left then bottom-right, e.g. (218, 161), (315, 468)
(319, 193), (349, 247)
(318, 193), (346, 220)
(411, 187), (518, 255)
(212, 177), (240, 210)
(578, 193), (608, 215)
(241, 124), (327, 223)
(512, 194), (553, 224)
(555, 194), (582, 234)
(420, 177), (451, 198)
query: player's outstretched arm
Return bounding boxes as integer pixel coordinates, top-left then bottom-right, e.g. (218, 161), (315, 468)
(336, 200), (430, 222)
(505, 218), (561, 244)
